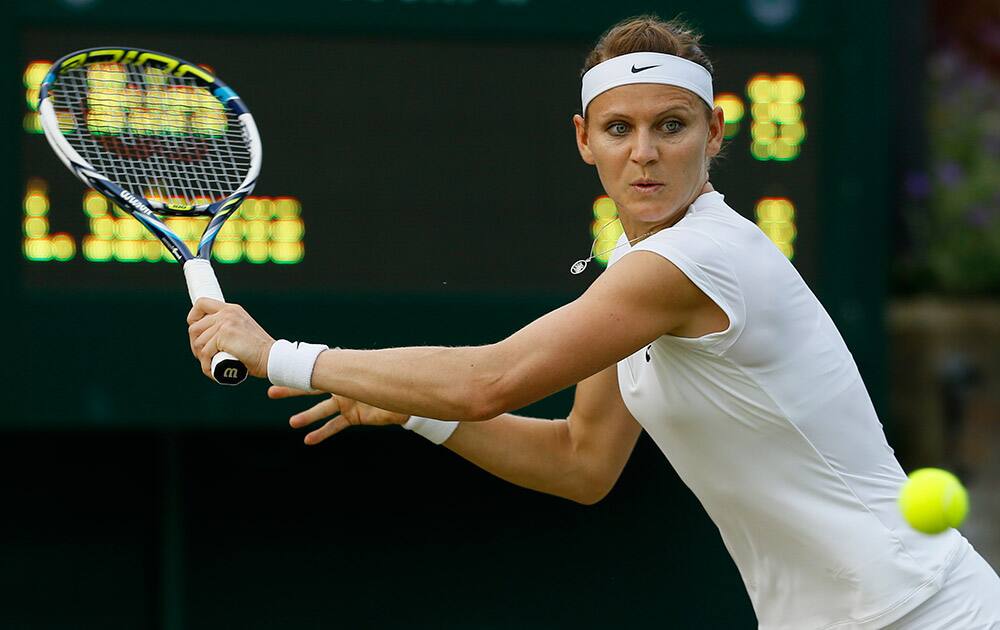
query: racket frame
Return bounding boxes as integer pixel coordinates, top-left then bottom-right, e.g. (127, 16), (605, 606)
(37, 47), (264, 385)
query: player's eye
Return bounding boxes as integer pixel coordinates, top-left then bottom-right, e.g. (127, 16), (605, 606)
(662, 119), (683, 133)
(607, 122), (630, 136)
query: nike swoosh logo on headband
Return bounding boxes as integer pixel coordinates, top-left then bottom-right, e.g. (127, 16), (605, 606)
(631, 64), (660, 73)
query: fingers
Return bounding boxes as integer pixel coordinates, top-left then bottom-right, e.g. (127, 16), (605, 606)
(196, 297), (225, 315)
(186, 299), (269, 381)
(186, 299), (232, 341)
(187, 313), (215, 339)
(289, 396), (341, 429)
(275, 392), (406, 446)
(187, 313), (219, 374)
(286, 394), (350, 445)
(304, 416), (352, 446)
(268, 385), (321, 399)
(192, 323), (221, 376)
(186, 298), (223, 325)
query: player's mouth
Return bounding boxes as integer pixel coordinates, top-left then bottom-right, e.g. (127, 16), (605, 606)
(630, 179), (664, 194)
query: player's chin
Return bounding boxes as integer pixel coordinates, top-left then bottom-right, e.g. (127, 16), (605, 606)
(623, 195), (678, 223)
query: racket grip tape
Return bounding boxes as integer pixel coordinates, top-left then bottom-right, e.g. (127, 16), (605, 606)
(183, 259), (248, 386)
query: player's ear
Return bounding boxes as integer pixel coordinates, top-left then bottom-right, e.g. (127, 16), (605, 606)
(573, 114), (595, 165)
(706, 106), (725, 158)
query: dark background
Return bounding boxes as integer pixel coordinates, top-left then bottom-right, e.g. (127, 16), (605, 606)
(3, 1), (890, 628)
(20, 32), (819, 295)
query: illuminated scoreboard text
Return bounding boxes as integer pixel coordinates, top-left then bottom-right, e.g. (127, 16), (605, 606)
(19, 30), (818, 294)
(24, 57), (805, 270)
(21, 59), (305, 266)
(590, 73), (806, 266)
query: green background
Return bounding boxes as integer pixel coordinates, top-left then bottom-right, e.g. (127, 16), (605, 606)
(3, 1), (889, 627)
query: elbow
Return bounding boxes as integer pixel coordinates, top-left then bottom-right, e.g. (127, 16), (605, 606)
(464, 392), (507, 422)
(568, 467), (617, 505)
(571, 481), (613, 506)
(566, 444), (622, 505)
(571, 493), (602, 506)
(457, 380), (504, 422)
(462, 364), (507, 420)
(462, 345), (518, 421)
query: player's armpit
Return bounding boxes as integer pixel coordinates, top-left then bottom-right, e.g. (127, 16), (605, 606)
(486, 250), (718, 414)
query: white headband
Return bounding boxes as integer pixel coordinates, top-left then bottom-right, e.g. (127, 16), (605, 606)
(581, 52), (714, 114)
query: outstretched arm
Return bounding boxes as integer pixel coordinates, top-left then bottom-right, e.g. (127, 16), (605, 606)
(280, 363), (641, 505)
(188, 250), (712, 421)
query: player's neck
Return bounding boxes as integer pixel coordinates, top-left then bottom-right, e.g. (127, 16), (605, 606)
(621, 180), (714, 244)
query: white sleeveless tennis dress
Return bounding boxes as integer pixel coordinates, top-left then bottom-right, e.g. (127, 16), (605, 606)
(607, 191), (992, 629)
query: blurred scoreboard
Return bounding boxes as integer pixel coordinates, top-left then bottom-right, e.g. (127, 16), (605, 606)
(19, 28), (818, 297)
(6, 0), (893, 431)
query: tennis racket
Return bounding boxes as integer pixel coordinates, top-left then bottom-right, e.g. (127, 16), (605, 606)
(38, 47), (262, 385)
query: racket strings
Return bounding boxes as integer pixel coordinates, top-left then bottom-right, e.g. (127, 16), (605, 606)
(52, 65), (252, 206)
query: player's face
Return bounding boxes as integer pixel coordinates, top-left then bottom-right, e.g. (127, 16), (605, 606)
(573, 84), (724, 237)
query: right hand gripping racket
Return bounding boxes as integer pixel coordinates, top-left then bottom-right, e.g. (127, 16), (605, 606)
(38, 47), (263, 385)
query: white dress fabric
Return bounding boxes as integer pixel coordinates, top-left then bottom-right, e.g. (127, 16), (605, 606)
(608, 191), (966, 629)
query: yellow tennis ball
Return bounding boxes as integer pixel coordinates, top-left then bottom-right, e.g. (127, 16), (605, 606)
(898, 468), (969, 534)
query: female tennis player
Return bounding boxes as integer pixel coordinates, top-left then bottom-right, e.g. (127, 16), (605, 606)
(187, 15), (1000, 629)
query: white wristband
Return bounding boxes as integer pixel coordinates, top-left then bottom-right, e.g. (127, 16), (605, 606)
(267, 339), (329, 391)
(403, 415), (459, 445)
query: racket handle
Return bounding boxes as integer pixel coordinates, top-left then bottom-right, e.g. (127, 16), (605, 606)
(183, 259), (248, 386)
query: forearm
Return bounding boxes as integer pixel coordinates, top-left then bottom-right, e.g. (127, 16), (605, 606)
(441, 414), (596, 504)
(303, 295), (635, 423)
(436, 365), (643, 505)
(310, 345), (502, 421)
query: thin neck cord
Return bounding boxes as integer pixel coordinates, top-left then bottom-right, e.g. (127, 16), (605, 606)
(573, 186), (709, 274)
(570, 218), (653, 274)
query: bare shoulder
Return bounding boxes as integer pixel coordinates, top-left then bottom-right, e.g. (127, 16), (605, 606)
(582, 248), (724, 339)
(488, 239), (726, 411)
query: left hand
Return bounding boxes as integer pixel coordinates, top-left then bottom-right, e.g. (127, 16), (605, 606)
(187, 298), (274, 379)
(268, 386), (409, 445)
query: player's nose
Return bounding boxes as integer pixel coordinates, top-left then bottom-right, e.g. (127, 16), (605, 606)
(629, 129), (658, 165)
